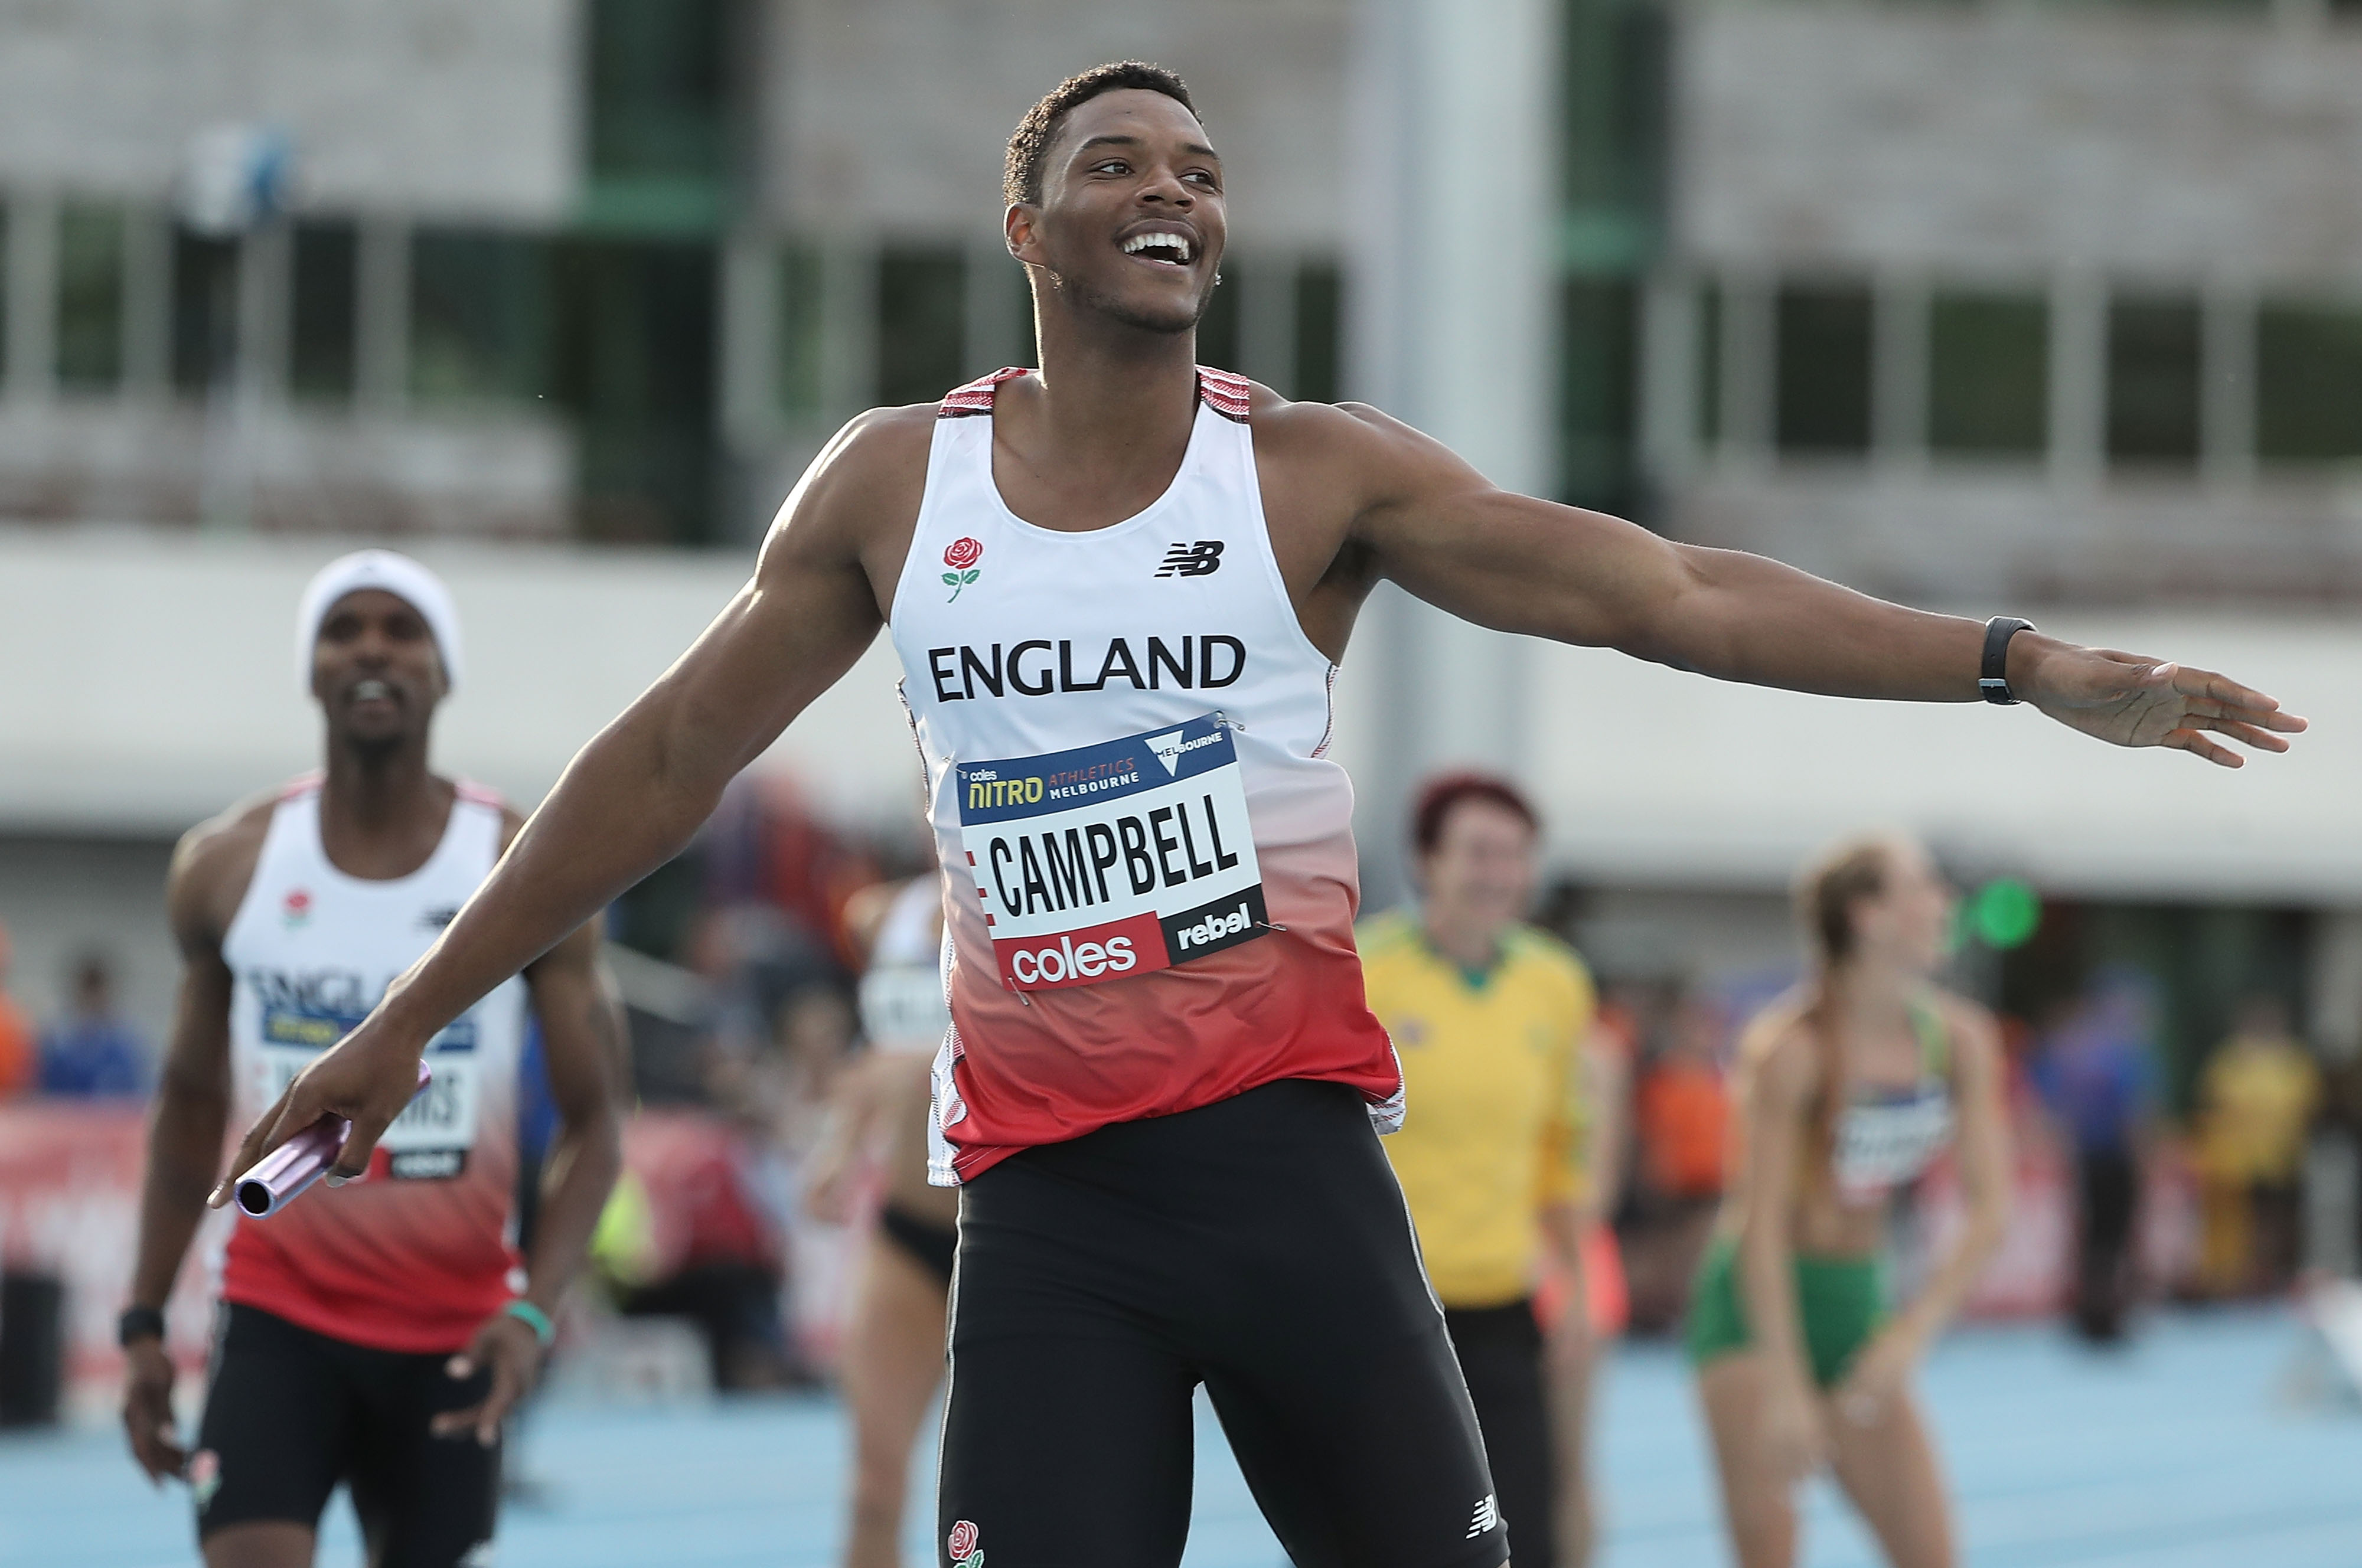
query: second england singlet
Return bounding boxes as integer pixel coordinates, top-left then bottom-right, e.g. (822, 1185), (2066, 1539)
(215, 776), (530, 1353)
(890, 367), (1402, 1184)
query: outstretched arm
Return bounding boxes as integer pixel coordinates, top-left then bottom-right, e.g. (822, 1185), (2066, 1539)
(213, 412), (924, 1201)
(1337, 404), (2304, 766)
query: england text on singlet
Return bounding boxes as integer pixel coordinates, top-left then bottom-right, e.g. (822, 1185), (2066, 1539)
(215, 777), (530, 1353)
(890, 368), (1402, 1183)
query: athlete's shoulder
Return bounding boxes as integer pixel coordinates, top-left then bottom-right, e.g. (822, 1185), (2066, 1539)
(768, 404), (938, 537)
(1926, 986), (2004, 1077)
(1735, 989), (1824, 1099)
(1245, 383), (1407, 458)
(167, 786), (282, 946)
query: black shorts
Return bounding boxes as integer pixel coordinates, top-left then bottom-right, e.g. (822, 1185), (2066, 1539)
(880, 1201), (959, 1289)
(1443, 1301), (1556, 1568)
(939, 1077), (1506, 1568)
(192, 1304), (498, 1567)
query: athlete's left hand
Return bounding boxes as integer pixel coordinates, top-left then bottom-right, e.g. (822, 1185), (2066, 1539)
(1831, 1324), (1919, 1430)
(431, 1311), (545, 1447)
(2019, 643), (2306, 768)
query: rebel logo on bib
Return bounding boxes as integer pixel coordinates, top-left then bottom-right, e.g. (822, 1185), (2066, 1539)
(956, 713), (1266, 992)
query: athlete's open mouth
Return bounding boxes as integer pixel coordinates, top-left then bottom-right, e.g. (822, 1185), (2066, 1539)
(1120, 227), (1195, 269)
(349, 678), (397, 707)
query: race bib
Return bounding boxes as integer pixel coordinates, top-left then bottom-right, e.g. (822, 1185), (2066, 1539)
(860, 966), (951, 1055)
(253, 999), (483, 1178)
(957, 714), (1265, 992)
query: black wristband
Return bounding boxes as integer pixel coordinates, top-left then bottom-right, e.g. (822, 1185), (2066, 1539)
(118, 1305), (167, 1347)
(1981, 617), (2035, 705)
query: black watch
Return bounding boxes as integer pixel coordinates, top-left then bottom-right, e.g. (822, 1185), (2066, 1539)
(118, 1305), (167, 1347)
(1981, 617), (2035, 705)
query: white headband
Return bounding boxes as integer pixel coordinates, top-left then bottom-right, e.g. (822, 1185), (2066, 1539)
(294, 550), (464, 695)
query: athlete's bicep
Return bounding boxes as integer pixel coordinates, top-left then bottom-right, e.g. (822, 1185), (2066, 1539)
(1948, 1009), (2014, 1226)
(1337, 404), (1693, 647)
(524, 923), (628, 1126)
(156, 820), (252, 1103)
(638, 413), (924, 785)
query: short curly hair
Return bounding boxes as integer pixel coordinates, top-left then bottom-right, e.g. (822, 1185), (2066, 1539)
(1004, 61), (1199, 207)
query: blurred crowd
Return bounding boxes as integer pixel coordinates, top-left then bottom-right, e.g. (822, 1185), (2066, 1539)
(4, 778), (2359, 1396)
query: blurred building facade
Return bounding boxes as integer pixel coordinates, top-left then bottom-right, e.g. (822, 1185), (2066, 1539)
(4, 0), (2362, 1111)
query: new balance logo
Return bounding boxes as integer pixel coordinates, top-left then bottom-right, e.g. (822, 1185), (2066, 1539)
(1467, 1494), (1501, 1538)
(1156, 540), (1225, 577)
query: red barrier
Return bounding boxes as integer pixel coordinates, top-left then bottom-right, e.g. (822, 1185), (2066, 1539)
(0, 1102), (217, 1390)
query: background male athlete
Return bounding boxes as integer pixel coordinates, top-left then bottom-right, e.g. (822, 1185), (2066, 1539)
(216, 63), (2301, 1568)
(125, 551), (626, 1568)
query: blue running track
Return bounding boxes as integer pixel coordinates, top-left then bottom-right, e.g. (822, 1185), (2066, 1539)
(2, 1308), (2354, 1567)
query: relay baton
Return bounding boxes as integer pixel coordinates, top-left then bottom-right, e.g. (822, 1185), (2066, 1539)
(233, 1060), (433, 1217)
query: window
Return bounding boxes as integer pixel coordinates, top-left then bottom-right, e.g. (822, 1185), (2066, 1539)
(171, 230), (239, 394)
(1562, 276), (1637, 511)
(2256, 303), (2362, 463)
(2106, 295), (2200, 466)
(410, 230), (548, 403)
(778, 243), (825, 418)
(290, 221), (357, 403)
(1775, 282), (1871, 455)
(56, 203), (124, 391)
(1293, 262), (1341, 404)
(588, 0), (727, 183)
(1928, 292), (2046, 457)
(547, 237), (717, 544)
(876, 247), (965, 408)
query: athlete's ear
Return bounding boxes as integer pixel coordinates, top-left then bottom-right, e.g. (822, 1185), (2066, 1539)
(1006, 202), (1045, 269)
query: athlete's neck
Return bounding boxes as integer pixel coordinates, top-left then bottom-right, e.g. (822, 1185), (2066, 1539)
(318, 731), (453, 880)
(1002, 294), (1203, 527)
(1819, 961), (1920, 1049)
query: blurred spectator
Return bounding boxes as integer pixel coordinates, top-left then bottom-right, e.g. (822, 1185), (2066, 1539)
(2032, 970), (2158, 1342)
(0, 922), (34, 1099)
(35, 952), (147, 1098)
(1621, 991), (1732, 1333)
(2194, 995), (2321, 1296)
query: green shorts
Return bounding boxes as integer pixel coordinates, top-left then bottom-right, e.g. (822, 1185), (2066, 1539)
(1682, 1234), (1885, 1389)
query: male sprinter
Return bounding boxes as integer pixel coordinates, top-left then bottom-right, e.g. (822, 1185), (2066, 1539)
(126, 551), (625, 1568)
(220, 64), (2302, 1568)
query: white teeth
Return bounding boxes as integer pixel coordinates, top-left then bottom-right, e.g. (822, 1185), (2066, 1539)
(1122, 232), (1192, 263)
(354, 680), (392, 700)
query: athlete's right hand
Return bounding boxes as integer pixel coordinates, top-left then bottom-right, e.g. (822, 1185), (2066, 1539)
(121, 1338), (187, 1484)
(1760, 1376), (1831, 1485)
(208, 1017), (425, 1206)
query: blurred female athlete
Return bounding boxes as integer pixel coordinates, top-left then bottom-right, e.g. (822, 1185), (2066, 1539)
(807, 877), (958, 1568)
(1686, 835), (2011, 1568)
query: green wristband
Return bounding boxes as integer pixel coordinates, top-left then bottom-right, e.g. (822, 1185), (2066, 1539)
(504, 1299), (556, 1349)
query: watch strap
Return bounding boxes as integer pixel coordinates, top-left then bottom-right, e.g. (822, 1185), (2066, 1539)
(118, 1304), (167, 1347)
(1981, 617), (2035, 705)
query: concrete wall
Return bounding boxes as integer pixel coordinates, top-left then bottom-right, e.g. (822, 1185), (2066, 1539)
(764, 0), (1353, 248)
(1676, 1), (2362, 282)
(0, 0), (578, 220)
(0, 403), (573, 538)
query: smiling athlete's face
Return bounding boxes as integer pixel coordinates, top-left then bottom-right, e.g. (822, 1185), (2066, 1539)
(309, 589), (446, 752)
(1010, 89), (1227, 337)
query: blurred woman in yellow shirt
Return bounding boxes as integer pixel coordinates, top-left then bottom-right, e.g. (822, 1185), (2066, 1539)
(1362, 773), (1601, 1568)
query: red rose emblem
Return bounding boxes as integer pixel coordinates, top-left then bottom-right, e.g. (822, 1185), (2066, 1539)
(948, 1521), (980, 1560)
(284, 890), (311, 914)
(944, 537), (983, 570)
